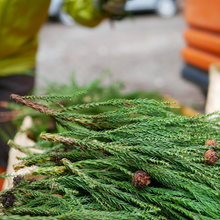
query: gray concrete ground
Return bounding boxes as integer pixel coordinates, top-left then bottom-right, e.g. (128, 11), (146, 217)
(36, 12), (205, 111)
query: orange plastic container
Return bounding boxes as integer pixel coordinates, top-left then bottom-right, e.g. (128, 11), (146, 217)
(184, 28), (220, 55)
(182, 0), (220, 73)
(182, 47), (220, 71)
(184, 0), (220, 32)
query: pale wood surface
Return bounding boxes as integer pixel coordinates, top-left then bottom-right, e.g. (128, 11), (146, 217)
(205, 64), (220, 114)
(3, 116), (36, 190)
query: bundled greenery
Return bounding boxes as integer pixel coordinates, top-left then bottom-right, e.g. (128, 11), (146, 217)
(3, 72), (164, 142)
(1, 92), (220, 220)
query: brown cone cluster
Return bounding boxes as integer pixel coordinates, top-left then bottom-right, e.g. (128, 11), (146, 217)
(1, 193), (16, 208)
(204, 139), (218, 146)
(204, 139), (218, 165)
(13, 175), (25, 187)
(204, 149), (218, 165)
(133, 170), (151, 188)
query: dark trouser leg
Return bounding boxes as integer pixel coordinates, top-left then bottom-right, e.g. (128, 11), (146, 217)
(0, 74), (35, 169)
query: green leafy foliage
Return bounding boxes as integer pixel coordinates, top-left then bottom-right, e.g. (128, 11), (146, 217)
(1, 92), (219, 219)
(5, 72), (164, 142)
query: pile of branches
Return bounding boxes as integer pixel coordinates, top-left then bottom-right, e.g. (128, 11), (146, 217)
(0, 92), (220, 220)
(0, 73), (163, 142)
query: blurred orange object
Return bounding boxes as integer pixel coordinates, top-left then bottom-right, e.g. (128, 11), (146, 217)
(184, 29), (220, 55)
(182, 0), (220, 69)
(0, 166), (6, 191)
(184, 0), (220, 32)
(182, 47), (220, 71)
(181, 0), (220, 92)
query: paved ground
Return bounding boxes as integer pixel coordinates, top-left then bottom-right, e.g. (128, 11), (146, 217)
(37, 12), (205, 111)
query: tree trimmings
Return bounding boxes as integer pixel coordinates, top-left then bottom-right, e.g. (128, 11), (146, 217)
(1, 93), (220, 219)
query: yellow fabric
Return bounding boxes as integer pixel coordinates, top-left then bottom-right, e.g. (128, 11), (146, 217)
(0, 0), (106, 77)
(0, 0), (51, 77)
(63, 0), (108, 28)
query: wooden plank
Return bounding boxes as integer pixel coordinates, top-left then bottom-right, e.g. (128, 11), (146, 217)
(205, 64), (220, 114)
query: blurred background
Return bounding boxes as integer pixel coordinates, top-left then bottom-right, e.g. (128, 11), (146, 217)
(36, 0), (205, 111)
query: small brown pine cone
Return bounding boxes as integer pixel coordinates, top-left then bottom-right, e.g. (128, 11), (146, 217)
(13, 175), (25, 187)
(204, 139), (218, 146)
(133, 170), (151, 188)
(204, 149), (218, 165)
(1, 193), (16, 208)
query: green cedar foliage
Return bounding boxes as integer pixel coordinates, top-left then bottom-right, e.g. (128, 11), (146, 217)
(1, 92), (220, 219)
(3, 72), (164, 142)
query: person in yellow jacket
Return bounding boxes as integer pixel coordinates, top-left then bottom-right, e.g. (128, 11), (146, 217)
(0, 0), (126, 190)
